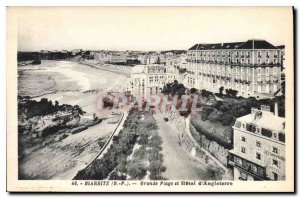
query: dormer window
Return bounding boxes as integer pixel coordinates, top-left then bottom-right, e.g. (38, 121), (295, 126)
(258, 51), (262, 58)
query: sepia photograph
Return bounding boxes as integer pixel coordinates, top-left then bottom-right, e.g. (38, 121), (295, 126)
(6, 6), (294, 192)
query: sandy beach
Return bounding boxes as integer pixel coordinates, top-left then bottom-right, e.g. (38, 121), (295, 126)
(18, 60), (131, 179)
(19, 60), (131, 113)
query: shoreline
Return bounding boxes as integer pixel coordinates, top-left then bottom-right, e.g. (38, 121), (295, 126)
(78, 60), (131, 78)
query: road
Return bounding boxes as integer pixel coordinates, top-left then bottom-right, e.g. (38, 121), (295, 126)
(153, 110), (214, 180)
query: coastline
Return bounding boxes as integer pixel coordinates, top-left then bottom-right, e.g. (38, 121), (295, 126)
(78, 60), (132, 78)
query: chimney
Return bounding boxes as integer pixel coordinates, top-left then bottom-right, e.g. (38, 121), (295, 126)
(251, 107), (259, 115)
(274, 102), (278, 117)
(261, 105), (271, 112)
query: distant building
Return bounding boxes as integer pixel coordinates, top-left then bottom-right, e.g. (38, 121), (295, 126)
(187, 40), (283, 98)
(179, 53), (188, 68)
(71, 49), (82, 56)
(94, 51), (113, 63)
(110, 53), (128, 64)
(228, 105), (285, 181)
(138, 54), (149, 65)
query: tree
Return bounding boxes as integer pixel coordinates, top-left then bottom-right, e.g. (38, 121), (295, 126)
(190, 88), (197, 94)
(127, 162), (147, 180)
(219, 86), (224, 95)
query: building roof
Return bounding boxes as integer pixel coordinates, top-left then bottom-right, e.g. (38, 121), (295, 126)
(237, 110), (285, 133)
(188, 40), (278, 50)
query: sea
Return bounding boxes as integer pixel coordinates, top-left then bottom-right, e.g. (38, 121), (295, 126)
(18, 60), (128, 98)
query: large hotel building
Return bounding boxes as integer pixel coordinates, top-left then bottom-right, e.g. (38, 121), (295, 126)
(186, 40), (284, 98)
(228, 105), (285, 181)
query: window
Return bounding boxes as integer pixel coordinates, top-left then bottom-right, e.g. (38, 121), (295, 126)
(274, 58), (277, 64)
(247, 59), (250, 64)
(241, 147), (246, 154)
(256, 152), (261, 160)
(149, 76), (153, 83)
(272, 159), (279, 167)
(272, 146), (278, 154)
(258, 59), (261, 64)
(240, 171), (247, 180)
(241, 136), (246, 142)
(256, 141), (261, 147)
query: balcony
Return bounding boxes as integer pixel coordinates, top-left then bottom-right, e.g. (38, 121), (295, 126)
(228, 152), (267, 180)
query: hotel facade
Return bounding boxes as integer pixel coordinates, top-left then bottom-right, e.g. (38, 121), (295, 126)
(228, 105), (285, 181)
(130, 64), (176, 98)
(186, 40), (284, 98)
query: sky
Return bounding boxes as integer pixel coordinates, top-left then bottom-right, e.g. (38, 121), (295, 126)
(14, 7), (292, 51)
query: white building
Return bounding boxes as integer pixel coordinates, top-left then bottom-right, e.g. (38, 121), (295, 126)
(129, 64), (176, 98)
(228, 105), (285, 181)
(186, 40), (283, 98)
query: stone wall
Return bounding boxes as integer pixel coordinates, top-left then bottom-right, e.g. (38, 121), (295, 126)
(190, 124), (229, 166)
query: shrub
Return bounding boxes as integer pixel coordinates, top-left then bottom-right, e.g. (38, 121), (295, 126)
(219, 112), (234, 126)
(137, 134), (148, 145)
(148, 135), (163, 148)
(201, 89), (214, 98)
(201, 107), (214, 121)
(108, 171), (126, 180)
(127, 161), (147, 180)
(219, 86), (224, 95)
(208, 110), (223, 122)
(148, 160), (165, 180)
(133, 145), (147, 160)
